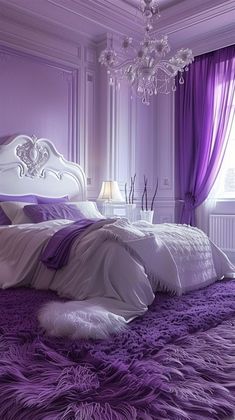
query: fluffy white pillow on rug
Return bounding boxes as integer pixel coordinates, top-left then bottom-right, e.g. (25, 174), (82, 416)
(38, 300), (126, 339)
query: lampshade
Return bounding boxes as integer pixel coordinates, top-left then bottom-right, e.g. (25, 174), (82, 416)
(97, 181), (124, 202)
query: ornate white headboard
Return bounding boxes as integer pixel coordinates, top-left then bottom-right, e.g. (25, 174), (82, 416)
(0, 134), (87, 200)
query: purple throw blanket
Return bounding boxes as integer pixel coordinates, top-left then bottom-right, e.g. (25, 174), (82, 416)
(0, 279), (234, 419)
(40, 218), (99, 269)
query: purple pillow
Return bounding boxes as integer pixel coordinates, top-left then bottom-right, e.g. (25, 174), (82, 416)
(0, 194), (37, 203)
(0, 207), (11, 225)
(23, 203), (84, 223)
(36, 195), (69, 204)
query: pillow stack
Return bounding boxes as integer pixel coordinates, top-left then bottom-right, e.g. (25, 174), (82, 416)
(0, 194), (104, 225)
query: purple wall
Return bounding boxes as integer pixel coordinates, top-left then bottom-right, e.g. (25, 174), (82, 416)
(0, 48), (77, 159)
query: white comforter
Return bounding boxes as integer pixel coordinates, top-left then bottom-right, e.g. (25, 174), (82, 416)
(0, 218), (234, 339)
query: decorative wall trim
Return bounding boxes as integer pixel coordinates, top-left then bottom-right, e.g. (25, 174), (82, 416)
(0, 0), (234, 50)
(129, 94), (137, 186)
(155, 0), (235, 35)
(187, 26), (235, 57)
(46, 0), (141, 38)
(84, 69), (95, 174)
(106, 83), (116, 180)
(68, 69), (80, 163)
(0, 20), (82, 67)
(0, 45), (80, 163)
(85, 47), (96, 65)
(83, 68), (100, 197)
(77, 46), (81, 59)
(113, 82), (120, 181)
(106, 82), (138, 193)
(156, 94), (174, 194)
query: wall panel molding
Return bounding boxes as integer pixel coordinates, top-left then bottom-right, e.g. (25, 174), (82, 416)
(0, 17), (98, 195)
(85, 47), (96, 66)
(83, 68), (98, 197)
(106, 83), (117, 180)
(0, 45), (80, 163)
(156, 94), (174, 196)
(0, 17), (82, 67)
(129, 95), (137, 184)
(69, 69), (80, 163)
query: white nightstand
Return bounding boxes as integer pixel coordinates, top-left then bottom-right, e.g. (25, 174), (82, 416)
(98, 202), (137, 221)
(100, 202), (126, 218)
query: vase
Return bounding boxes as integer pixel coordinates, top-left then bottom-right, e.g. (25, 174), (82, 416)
(140, 210), (154, 224)
(125, 203), (136, 222)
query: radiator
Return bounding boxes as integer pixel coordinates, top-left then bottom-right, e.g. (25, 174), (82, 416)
(209, 214), (235, 251)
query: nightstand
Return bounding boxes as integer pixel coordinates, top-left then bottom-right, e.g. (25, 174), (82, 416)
(98, 202), (137, 222)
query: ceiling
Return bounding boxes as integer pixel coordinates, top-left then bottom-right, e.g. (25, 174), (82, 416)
(0, 0), (234, 53)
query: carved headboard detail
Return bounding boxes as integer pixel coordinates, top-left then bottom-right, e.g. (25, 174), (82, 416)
(0, 134), (86, 200)
(16, 135), (50, 178)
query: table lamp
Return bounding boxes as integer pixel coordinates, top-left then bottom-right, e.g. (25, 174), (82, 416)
(97, 180), (124, 216)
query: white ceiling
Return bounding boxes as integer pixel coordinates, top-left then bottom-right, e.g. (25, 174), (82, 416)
(0, 0), (234, 53)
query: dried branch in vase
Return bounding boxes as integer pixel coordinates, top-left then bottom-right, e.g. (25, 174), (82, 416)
(125, 182), (128, 204)
(128, 177), (133, 204)
(125, 174), (136, 204)
(141, 176), (158, 211)
(141, 175), (148, 211)
(131, 174), (136, 204)
(151, 179), (159, 211)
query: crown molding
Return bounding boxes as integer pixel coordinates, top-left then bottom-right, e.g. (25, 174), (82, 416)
(0, 1), (98, 44)
(153, 0), (235, 35)
(151, 0), (235, 54)
(186, 24), (235, 57)
(47, 0), (142, 37)
(0, 0), (234, 48)
(0, 0), (142, 41)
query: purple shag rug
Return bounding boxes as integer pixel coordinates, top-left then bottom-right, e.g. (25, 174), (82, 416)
(0, 280), (235, 420)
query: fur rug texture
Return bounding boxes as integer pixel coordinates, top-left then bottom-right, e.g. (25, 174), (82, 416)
(0, 280), (234, 419)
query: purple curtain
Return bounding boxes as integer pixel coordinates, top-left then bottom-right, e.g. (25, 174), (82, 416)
(175, 45), (235, 225)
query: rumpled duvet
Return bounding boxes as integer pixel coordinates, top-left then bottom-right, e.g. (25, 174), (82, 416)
(0, 218), (234, 338)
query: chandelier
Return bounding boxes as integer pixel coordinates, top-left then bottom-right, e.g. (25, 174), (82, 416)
(99, 0), (194, 105)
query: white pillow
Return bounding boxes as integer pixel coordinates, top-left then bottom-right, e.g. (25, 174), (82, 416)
(0, 202), (32, 224)
(68, 201), (104, 220)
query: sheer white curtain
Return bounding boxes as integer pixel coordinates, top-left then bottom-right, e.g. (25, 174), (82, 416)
(196, 83), (235, 234)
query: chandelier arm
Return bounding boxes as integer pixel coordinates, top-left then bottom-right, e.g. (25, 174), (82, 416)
(108, 59), (139, 72)
(153, 61), (184, 77)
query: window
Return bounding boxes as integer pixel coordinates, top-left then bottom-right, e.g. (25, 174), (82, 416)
(211, 92), (235, 199)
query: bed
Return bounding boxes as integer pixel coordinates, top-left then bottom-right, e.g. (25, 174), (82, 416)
(0, 134), (235, 420)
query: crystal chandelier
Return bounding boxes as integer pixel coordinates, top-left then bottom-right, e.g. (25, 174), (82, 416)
(99, 0), (194, 105)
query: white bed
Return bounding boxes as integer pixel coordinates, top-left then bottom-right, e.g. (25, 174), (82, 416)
(0, 134), (234, 339)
